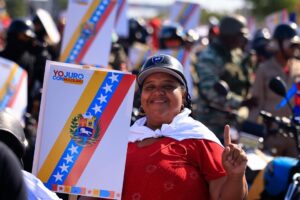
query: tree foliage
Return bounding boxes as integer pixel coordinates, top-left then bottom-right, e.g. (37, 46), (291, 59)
(5, 0), (28, 18)
(58, 0), (68, 10)
(246, 0), (298, 20)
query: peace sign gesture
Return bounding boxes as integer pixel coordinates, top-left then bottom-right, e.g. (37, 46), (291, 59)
(222, 125), (248, 176)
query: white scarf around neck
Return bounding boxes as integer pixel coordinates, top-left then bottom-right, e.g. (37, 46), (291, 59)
(129, 108), (222, 145)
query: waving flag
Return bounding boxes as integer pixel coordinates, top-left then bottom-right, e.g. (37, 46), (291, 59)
(33, 61), (135, 199)
(0, 57), (27, 121)
(60, 0), (117, 67)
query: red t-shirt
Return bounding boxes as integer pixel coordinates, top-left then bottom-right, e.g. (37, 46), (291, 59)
(122, 137), (226, 200)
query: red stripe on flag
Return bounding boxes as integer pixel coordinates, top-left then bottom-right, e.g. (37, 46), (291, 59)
(7, 70), (27, 107)
(64, 74), (134, 185)
(115, 0), (125, 26)
(181, 49), (189, 69)
(75, 2), (116, 63)
(182, 5), (198, 28)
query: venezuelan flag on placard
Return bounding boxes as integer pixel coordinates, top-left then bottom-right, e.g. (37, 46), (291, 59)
(169, 1), (201, 30)
(60, 0), (117, 67)
(0, 57), (27, 121)
(33, 61), (135, 199)
(176, 3), (198, 28)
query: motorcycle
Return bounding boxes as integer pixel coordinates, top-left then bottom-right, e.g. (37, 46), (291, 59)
(253, 76), (300, 200)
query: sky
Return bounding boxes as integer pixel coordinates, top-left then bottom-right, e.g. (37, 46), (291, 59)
(128, 0), (246, 13)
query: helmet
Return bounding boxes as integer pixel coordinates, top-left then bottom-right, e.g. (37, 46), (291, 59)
(138, 54), (192, 110)
(159, 23), (185, 49)
(138, 54), (186, 87)
(251, 28), (272, 57)
(7, 19), (35, 39)
(219, 15), (249, 39)
(129, 18), (151, 44)
(264, 157), (298, 197)
(273, 23), (300, 44)
(0, 109), (27, 159)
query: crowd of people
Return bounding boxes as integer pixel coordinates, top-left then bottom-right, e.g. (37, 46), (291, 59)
(1, 3), (300, 200)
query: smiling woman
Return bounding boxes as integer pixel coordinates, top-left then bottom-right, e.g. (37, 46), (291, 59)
(122, 54), (248, 200)
(80, 54), (248, 200)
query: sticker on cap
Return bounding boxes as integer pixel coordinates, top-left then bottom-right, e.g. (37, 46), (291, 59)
(152, 55), (164, 64)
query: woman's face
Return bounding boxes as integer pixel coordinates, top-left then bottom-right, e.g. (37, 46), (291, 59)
(141, 72), (186, 129)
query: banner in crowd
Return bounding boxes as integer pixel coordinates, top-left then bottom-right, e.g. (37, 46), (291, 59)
(0, 57), (27, 121)
(60, 0), (117, 67)
(114, 0), (129, 37)
(169, 1), (201, 30)
(265, 9), (289, 33)
(32, 61), (136, 199)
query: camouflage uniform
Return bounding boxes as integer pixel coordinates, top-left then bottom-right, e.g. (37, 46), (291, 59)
(194, 39), (249, 139)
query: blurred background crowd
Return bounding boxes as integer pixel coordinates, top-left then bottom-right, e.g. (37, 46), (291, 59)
(2, 0), (300, 199)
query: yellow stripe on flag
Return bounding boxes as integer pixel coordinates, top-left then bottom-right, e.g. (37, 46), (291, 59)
(37, 72), (106, 182)
(0, 64), (18, 101)
(172, 50), (179, 60)
(60, 0), (101, 61)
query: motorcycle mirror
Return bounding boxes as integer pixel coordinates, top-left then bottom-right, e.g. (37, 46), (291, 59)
(214, 80), (229, 96)
(268, 76), (287, 97)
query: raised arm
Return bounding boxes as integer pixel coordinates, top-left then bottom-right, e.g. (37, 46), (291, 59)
(209, 125), (248, 200)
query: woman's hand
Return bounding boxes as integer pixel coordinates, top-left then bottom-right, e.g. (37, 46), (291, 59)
(222, 125), (248, 176)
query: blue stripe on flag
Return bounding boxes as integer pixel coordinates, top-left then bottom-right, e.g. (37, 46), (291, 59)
(66, 0), (110, 63)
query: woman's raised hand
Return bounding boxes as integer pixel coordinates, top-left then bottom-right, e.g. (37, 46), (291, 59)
(222, 125), (248, 176)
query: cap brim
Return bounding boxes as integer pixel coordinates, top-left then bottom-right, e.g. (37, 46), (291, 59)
(138, 66), (186, 86)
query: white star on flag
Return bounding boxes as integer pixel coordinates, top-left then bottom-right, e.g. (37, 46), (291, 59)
(109, 73), (119, 83)
(59, 163), (69, 173)
(53, 172), (63, 182)
(68, 144), (78, 155)
(64, 154), (73, 164)
(97, 94), (107, 104)
(92, 104), (102, 114)
(103, 83), (112, 93)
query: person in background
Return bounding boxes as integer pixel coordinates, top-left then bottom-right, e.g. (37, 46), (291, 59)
(239, 28), (273, 96)
(247, 23), (300, 158)
(0, 109), (62, 200)
(31, 8), (61, 61)
(194, 14), (252, 140)
(81, 54), (248, 200)
(207, 16), (220, 44)
(158, 22), (186, 50)
(248, 23), (300, 122)
(0, 19), (51, 116)
(250, 28), (273, 68)
(148, 17), (161, 51)
(0, 141), (27, 200)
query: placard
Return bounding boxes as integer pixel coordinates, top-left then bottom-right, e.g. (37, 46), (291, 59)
(0, 57), (27, 121)
(60, 0), (117, 67)
(32, 60), (136, 199)
(169, 1), (201, 30)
